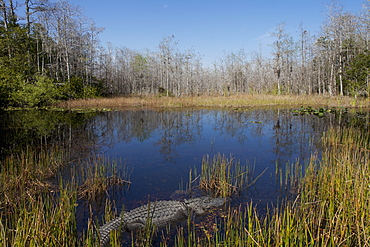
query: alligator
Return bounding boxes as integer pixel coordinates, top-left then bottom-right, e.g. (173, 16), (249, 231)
(99, 196), (225, 246)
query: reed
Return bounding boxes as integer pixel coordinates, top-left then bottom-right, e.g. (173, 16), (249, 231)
(179, 126), (370, 246)
(275, 158), (308, 193)
(77, 157), (132, 200)
(0, 147), (132, 247)
(58, 94), (370, 110)
(0, 147), (69, 208)
(0, 182), (79, 246)
(198, 154), (255, 197)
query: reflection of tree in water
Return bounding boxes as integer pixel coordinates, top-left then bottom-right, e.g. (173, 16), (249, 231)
(154, 111), (202, 162)
(208, 108), (367, 167)
(272, 110), (315, 165)
(86, 108), (370, 163)
(270, 109), (369, 179)
(0, 110), (99, 160)
(212, 110), (275, 144)
(89, 110), (203, 161)
(2, 108), (368, 164)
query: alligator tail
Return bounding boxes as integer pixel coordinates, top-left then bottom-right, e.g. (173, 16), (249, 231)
(99, 217), (125, 247)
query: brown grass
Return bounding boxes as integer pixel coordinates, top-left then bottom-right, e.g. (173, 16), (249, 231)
(58, 94), (370, 110)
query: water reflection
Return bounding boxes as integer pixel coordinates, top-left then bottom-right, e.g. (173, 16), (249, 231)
(82, 108), (343, 212)
(1, 107), (369, 235)
(0, 109), (99, 158)
(1, 108), (366, 210)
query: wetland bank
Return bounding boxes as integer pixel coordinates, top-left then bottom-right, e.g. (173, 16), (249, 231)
(1, 98), (370, 246)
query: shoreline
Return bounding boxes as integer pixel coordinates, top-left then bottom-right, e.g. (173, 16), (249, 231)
(57, 94), (370, 110)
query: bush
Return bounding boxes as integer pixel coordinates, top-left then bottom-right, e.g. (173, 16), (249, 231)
(59, 77), (102, 99)
(10, 75), (60, 107)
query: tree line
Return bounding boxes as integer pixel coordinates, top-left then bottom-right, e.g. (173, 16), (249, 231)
(0, 0), (103, 107)
(0, 0), (369, 107)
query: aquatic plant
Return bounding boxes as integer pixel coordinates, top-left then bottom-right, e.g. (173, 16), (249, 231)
(292, 106), (334, 117)
(0, 147), (69, 208)
(77, 157), (132, 200)
(198, 154), (255, 197)
(176, 126), (370, 246)
(0, 146), (132, 247)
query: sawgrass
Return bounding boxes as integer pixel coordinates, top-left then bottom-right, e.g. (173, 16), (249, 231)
(0, 147), (69, 208)
(1, 124), (369, 246)
(0, 147), (131, 246)
(171, 126), (370, 246)
(58, 94), (370, 110)
(1, 183), (79, 246)
(198, 154), (256, 197)
(77, 157), (132, 200)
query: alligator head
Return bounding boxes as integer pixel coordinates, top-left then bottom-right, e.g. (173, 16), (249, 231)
(184, 196), (225, 215)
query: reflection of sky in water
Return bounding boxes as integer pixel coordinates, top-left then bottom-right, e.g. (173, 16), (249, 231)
(94, 109), (328, 211)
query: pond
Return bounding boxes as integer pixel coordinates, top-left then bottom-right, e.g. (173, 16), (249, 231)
(0, 107), (365, 235)
(90, 108), (324, 205)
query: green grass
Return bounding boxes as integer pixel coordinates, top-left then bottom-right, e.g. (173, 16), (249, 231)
(0, 147), (131, 246)
(198, 154), (255, 197)
(77, 157), (132, 200)
(1, 184), (79, 246)
(1, 125), (369, 246)
(172, 126), (370, 246)
(0, 147), (69, 208)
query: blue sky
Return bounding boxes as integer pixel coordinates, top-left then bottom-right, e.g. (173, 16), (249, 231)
(69, 0), (364, 65)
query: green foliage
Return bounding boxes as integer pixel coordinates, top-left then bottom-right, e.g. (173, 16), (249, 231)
(0, 68), (24, 107)
(132, 54), (148, 73)
(344, 50), (370, 95)
(60, 77), (101, 100)
(0, 21), (103, 108)
(10, 75), (60, 107)
(292, 106), (340, 118)
(0, 24), (45, 107)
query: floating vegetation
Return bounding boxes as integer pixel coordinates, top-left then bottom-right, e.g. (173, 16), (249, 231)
(4, 106), (113, 113)
(292, 106), (348, 118)
(249, 120), (262, 124)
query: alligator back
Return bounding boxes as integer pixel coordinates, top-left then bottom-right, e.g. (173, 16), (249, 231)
(124, 200), (188, 231)
(99, 197), (225, 246)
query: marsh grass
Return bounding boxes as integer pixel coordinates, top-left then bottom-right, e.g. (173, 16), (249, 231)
(132, 201), (157, 247)
(58, 94), (370, 110)
(0, 182), (79, 246)
(174, 126), (370, 246)
(198, 154), (255, 197)
(2, 124), (369, 246)
(0, 146), (132, 246)
(77, 157), (132, 200)
(276, 158), (308, 193)
(0, 147), (69, 208)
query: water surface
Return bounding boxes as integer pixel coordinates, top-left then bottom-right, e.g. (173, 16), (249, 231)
(84, 108), (335, 210)
(2, 107), (363, 233)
